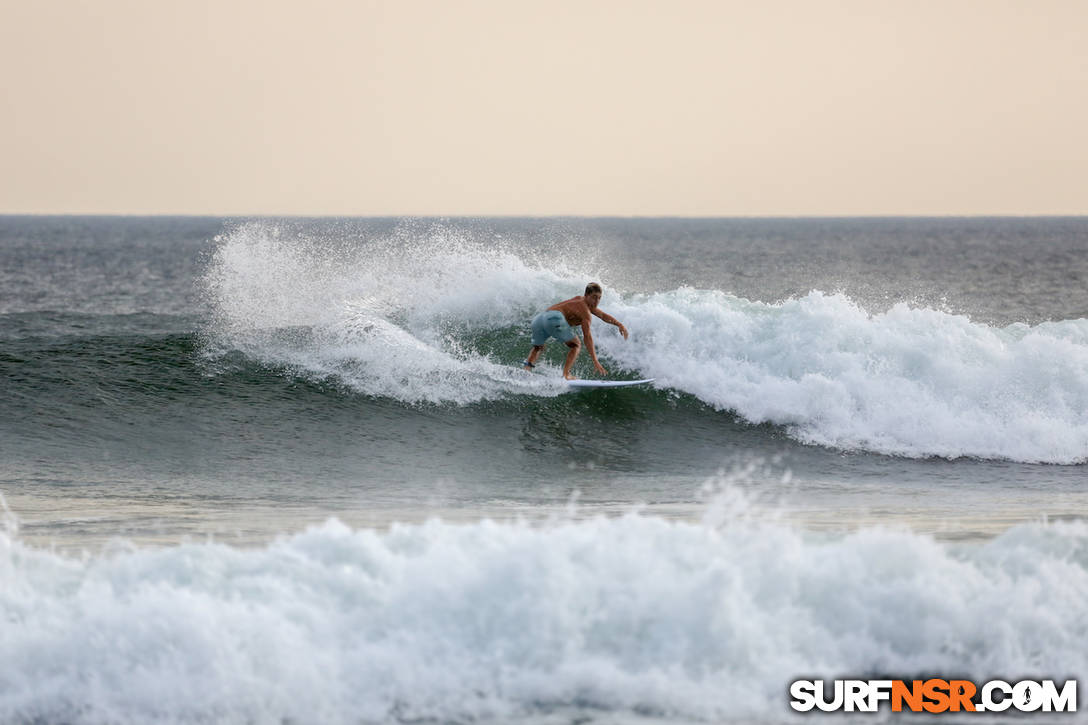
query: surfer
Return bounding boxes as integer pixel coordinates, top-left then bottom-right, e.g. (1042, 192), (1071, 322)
(523, 282), (628, 380)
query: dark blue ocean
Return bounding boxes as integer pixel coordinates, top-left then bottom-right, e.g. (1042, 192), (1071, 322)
(2, 216), (1087, 724)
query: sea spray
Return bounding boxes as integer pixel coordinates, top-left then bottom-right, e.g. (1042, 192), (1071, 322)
(202, 220), (593, 336)
(200, 221), (582, 403)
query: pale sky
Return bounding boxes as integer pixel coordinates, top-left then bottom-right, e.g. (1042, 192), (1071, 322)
(2, 0), (1086, 216)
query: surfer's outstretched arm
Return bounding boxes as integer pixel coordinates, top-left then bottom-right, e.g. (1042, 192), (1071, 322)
(592, 308), (628, 339)
(581, 321), (607, 376)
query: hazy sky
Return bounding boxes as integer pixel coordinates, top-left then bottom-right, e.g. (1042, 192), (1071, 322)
(2, 0), (1086, 216)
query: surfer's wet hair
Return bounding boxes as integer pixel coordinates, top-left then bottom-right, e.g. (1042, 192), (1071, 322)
(585, 282), (603, 296)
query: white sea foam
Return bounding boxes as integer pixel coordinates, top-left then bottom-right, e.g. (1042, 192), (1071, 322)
(601, 289), (1088, 463)
(203, 222), (1088, 461)
(2, 508), (1086, 725)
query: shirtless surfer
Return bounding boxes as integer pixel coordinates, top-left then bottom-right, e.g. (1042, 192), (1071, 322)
(522, 282), (628, 380)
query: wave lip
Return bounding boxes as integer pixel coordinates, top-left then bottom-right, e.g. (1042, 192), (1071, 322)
(602, 289), (1088, 464)
(2, 513), (1087, 724)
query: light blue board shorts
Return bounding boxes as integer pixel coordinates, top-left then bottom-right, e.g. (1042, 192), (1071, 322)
(530, 310), (577, 346)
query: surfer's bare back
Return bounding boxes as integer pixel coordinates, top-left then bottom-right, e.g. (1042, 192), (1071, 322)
(523, 282), (629, 380)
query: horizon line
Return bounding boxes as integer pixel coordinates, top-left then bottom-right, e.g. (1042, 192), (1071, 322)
(3, 212), (1087, 220)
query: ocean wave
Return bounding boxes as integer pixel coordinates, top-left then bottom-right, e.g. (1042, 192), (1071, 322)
(601, 289), (1088, 463)
(200, 221), (583, 404)
(202, 222), (1088, 462)
(2, 509), (1086, 725)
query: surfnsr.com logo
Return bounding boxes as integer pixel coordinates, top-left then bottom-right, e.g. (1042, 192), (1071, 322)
(790, 679), (1077, 713)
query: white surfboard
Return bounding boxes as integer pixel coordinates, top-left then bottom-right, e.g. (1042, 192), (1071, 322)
(566, 378), (654, 389)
